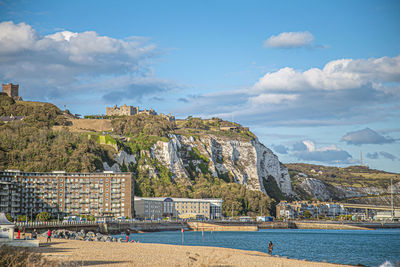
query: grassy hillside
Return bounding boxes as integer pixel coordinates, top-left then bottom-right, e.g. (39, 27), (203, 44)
(0, 96), (272, 216)
(0, 95), (115, 172)
(286, 163), (400, 188)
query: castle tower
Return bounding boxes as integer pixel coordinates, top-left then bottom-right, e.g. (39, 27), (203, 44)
(2, 83), (21, 100)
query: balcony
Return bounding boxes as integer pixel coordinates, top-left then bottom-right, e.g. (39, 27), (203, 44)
(111, 194), (121, 199)
(111, 185), (120, 189)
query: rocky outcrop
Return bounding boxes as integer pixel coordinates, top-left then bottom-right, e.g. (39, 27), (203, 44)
(103, 133), (295, 198)
(151, 134), (295, 197)
(298, 178), (332, 201)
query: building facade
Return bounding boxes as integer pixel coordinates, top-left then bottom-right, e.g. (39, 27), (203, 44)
(2, 83), (22, 101)
(0, 170), (134, 219)
(106, 104), (157, 116)
(276, 200), (347, 219)
(134, 197), (222, 220)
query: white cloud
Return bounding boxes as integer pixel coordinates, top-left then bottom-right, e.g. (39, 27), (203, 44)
(341, 128), (395, 145)
(291, 140), (352, 164)
(0, 21), (171, 102)
(249, 93), (299, 105)
(264, 31), (314, 48)
(254, 55), (400, 92)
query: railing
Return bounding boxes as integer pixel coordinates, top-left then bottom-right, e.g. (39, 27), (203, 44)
(15, 221), (99, 228)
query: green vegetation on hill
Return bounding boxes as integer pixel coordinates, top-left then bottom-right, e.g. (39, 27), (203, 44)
(286, 163), (400, 188)
(0, 95), (115, 172)
(0, 94), (66, 127)
(0, 95), (272, 216)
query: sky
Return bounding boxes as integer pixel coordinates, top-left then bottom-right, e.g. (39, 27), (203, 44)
(0, 0), (399, 173)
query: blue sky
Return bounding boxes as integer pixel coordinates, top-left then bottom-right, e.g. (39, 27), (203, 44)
(1, 0), (399, 172)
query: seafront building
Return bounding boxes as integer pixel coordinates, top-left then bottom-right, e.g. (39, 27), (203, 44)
(134, 197), (223, 220)
(276, 200), (347, 219)
(0, 170), (134, 219)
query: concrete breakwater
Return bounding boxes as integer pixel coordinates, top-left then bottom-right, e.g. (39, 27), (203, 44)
(102, 222), (190, 234)
(187, 222), (258, 232)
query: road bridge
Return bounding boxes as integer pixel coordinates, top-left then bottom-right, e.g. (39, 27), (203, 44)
(342, 203), (399, 211)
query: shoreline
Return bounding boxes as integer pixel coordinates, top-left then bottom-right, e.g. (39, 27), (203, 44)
(33, 237), (348, 267)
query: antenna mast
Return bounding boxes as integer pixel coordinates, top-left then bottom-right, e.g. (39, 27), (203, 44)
(391, 178), (394, 221)
(360, 151), (363, 166)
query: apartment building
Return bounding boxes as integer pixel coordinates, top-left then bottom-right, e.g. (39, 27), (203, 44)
(276, 200), (347, 219)
(0, 170), (134, 219)
(134, 197), (223, 220)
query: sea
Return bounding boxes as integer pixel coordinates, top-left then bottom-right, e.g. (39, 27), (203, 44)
(115, 228), (400, 267)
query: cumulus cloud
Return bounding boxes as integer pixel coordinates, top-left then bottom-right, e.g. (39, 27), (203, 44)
(264, 31), (314, 48)
(341, 128), (395, 145)
(253, 55), (400, 92)
(379, 151), (397, 161)
(366, 151), (397, 161)
(271, 144), (288, 154)
(178, 54), (400, 128)
(291, 140), (352, 164)
(366, 152), (379, 159)
(0, 21), (174, 104)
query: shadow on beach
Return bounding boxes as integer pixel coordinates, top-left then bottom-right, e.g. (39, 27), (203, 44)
(68, 260), (129, 266)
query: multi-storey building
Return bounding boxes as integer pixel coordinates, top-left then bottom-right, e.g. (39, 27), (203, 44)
(134, 197), (223, 220)
(276, 200), (347, 219)
(0, 170), (134, 219)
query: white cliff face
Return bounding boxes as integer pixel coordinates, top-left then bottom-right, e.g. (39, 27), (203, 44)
(103, 162), (121, 172)
(103, 133), (295, 197)
(151, 135), (188, 179)
(299, 178), (332, 200)
(115, 150), (136, 166)
(148, 134), (295, 197)
(253, 138), (294, 196)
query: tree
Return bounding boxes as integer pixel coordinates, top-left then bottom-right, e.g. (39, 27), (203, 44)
(17, 215), (27, 222)
(37, 212), (50, 222)
(303, 210), (313, 219)
(5, 213), (12, 222)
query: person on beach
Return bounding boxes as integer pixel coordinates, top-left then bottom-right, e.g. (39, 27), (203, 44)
(47, 229), (52, 243)
(268, 241), (274, 255)
(126, 230), (130, 242)
(31, 229), (37, 239)
(16, 228), (20, 239)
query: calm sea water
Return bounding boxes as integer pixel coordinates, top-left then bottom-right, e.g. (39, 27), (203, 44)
(115, 229), (400, 266)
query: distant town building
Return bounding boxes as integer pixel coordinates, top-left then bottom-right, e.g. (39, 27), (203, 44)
(2, 83), (22, 101)
(0, 115), (25, 123)
(134, 197), (222, 220)
(105, 104), (175, 122)
(276, 200), (347, 219)
(0, 170), (134, 219)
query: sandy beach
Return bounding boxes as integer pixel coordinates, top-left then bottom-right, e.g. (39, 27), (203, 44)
(32, 237), (347, 267)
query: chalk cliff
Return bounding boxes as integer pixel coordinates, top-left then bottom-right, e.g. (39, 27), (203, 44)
(139, 134), (295, 197)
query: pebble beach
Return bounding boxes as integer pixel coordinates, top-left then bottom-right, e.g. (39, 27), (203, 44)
(33, 236), (348, 267)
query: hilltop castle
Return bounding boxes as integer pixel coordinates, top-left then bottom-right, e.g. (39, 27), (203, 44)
(2, 83), (22, 101)
(106, 104), (175, 122)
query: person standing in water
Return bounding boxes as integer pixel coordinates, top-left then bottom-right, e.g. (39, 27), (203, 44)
(268, 241), (274, 255)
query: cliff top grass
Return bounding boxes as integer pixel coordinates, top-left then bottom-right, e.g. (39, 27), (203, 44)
(174, 117), (256, 141)
(287, 163), (400, 188)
